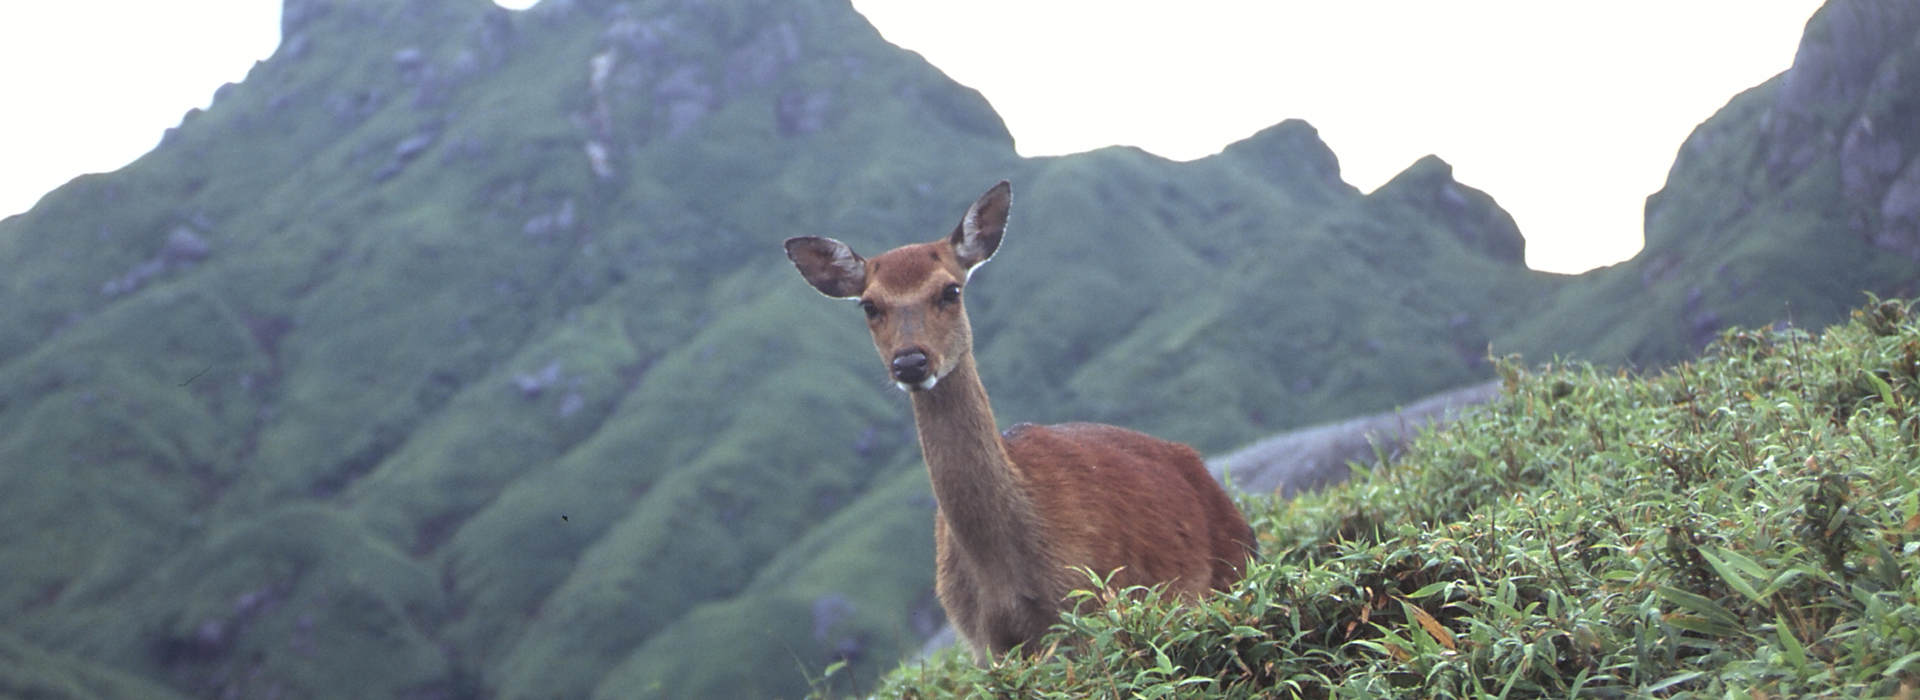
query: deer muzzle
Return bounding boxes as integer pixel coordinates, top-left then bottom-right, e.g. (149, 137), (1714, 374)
(891, 349), (932, 389)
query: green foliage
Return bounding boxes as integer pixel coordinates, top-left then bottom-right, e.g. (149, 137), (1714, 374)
(869, 298), (1920, 699)
(592, 467), (938, 700)
(0, 632), (192, 700)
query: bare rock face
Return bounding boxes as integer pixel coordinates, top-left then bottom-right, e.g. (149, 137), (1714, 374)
(1207, 381), (1502, 498)
(1840, 112), (1905, 205)
(161, 226), (211, 264)
(1219, 119), (1355, 204)
(1368, 155), (1527, 266)
(1877, 159), (1920, 259)
(1767, 0), (1920, 181)
(1760, 0), (1920, 260)
(776, 89), (833, 136)
(102, 226), (213, 296)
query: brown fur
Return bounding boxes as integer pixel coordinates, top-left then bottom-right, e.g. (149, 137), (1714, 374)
(785, 181), (1256, 660)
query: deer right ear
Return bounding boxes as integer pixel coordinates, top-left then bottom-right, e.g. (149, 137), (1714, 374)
(949, 181), (1010, 273)
(785, 236), (868, 299)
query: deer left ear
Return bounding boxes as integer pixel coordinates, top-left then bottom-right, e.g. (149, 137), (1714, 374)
(785, 236), (868, 299)
(949, 180), (1009, 274)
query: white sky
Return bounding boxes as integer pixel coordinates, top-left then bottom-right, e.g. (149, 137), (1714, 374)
(0, 1), (1821, 274)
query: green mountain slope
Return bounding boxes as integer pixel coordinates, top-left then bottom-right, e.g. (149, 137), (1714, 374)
(1499, 0), (1920, 364)
(0, 0), (1915, 698)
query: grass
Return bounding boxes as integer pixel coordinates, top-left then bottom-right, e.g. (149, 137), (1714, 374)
(854, 296), (1920, 699)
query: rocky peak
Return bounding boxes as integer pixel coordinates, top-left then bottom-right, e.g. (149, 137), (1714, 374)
(1220, 119), (1356, 203)
(1766, 0), (1920, 179)
(1754, 0), (1920, 261)
(1367, 155), (1526, 265)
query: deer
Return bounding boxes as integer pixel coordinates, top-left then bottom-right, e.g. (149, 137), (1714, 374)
(785, 181), (1257, 660)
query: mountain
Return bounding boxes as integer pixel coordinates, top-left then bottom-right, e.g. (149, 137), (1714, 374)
(1497, 0), (1920, 364)
(0, 0), (1915, 698)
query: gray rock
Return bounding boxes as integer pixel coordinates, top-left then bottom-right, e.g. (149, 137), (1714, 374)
(1877, 158), (1920, 259)
(1768, 0), (1920, 179)
(654, 64), (715, 139)
(393, 132), (436, 162)
(162, 227), (211, 263)
(1840, 114), (1904, 204)
(777, 89), (833, 136)
(1208, 380), (1502, 497)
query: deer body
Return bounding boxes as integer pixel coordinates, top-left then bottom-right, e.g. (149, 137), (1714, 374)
(786, 182), (1256, 659)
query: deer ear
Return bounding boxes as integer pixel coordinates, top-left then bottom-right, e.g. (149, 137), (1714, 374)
(785, 236), (867, 299)
(949, 180), (1009, 273)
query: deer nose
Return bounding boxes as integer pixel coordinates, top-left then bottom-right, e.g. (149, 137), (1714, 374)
(891, 350), (930, 386)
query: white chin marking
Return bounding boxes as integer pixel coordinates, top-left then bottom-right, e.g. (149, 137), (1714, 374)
(896, 375), (941, 392)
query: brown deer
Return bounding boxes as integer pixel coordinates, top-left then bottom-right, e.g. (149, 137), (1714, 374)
(785, 181), (1257, 660)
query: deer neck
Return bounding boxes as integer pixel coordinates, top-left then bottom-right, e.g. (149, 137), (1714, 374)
(909, 353), (1051, 578)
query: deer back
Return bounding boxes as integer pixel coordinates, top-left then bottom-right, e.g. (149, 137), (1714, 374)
(1001, 422), (1256, 596)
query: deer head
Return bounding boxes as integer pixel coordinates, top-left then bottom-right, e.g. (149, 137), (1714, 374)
(786, 181), (1010, 391)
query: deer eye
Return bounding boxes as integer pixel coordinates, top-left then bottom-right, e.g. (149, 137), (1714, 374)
(940, 283), (961, 305)
(858, 299), (881, 319)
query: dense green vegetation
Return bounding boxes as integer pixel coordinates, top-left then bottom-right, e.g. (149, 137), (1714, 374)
(1, 0), (1918, 697)
(865, 298), (1920, 699)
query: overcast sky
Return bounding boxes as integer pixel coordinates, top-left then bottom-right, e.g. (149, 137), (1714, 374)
(1, 1), (1822, 273)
